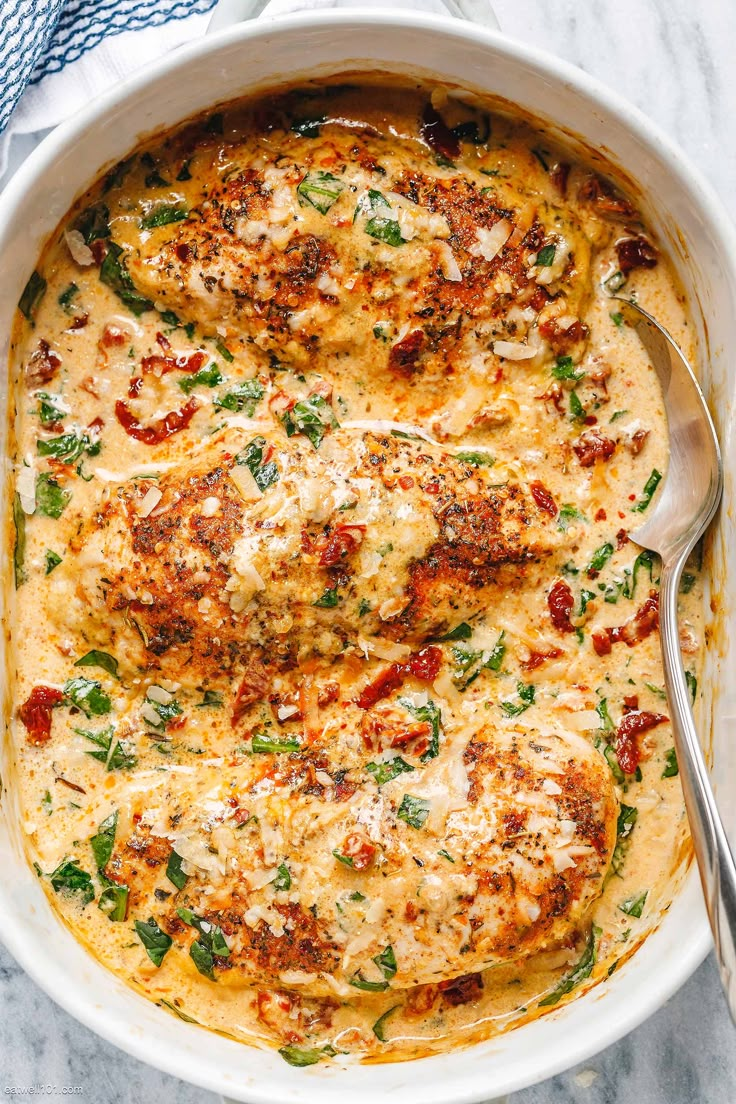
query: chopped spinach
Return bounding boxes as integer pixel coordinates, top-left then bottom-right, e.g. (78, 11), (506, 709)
(64, 676), (111, 717)
(633, 468), (662, 513)
(297, 170), (345, 213)
(35, 473), (70, 518)
(619, 891), (647, 918)
(366, 756), (415, 786)
(100, 241), (154, 316)
(166, 850), (188, 891)
(48, 859), (94, 905)
(455, 450), (495, 467)
(19, 271), (47, 320)
(74, 650), (119, 680)
(500, 681), (535, 717)
(313, 586), (339, 608)
(140, 204), (189, 231)
(539, 924), (600, 1006)
(272, 863), (292, 892)
(397, 794), (430, 830)
(235, 435), (279, 491)
(177, 907), (230, 980)
(74, 203), (110, 244)
(372, 1005), (399, 1042)
(134, 917), (172, 967)
(45, 549), (62, 574)
(536, 244), (556, 266)
(278, 1044), (335, 1067)
(213, 378), (264, 414)
(98, 883), (129, 922)
(37, 430), (101, 464)
(280, 393), (339, 449)
(90, 810), (118, 869)
(251, 732), (301, 754)
(551, 355), (584, 382)
(587, 542), (614, 576)
(178, 363), (222, 393)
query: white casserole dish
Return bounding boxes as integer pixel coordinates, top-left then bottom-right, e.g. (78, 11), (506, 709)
(1, 4), (735, 1101)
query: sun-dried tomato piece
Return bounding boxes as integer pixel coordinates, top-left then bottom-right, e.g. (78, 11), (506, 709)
(548, 579), (575, 633)
(438, 972), (484, 1006)
(573, 430), (616, 467)
(317, 525), (366, 567)
(579, 175), (635, 217)
(232, 657), (272, 723)
(616, 235), (658, 277)
(115, 396), (199, 444)
(19, 686), (64, 746)
(339, 832), (377, 871)
(388, 329), (425, 377)
(616, 710), (668, 774)
(141, 350), (206, 375)
(407, 645), (442, 681)
(530, 480), (558, 516)
(610, 590), (659, 647)
(550, 162), (571, 196)
(25, 339), (61, 387)
(420, 104), (461, 161)
(521, 648), (563, 671)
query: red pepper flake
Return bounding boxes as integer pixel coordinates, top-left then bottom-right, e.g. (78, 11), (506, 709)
(616, 710), (668, 774)
(19, 686), (64, 745)
(547, 579), (575, 633)
(420, 104), (460, 161)
(595, 508), (607, 522)
(115, 396), (199, 445)
(355, 645), (442, 709)
(530, 480), (558, 517)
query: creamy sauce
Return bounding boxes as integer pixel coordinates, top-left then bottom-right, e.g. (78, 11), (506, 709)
(7, 77), (701, 1066)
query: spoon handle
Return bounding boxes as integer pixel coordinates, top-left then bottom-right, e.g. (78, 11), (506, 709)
(660, 558), (736, 1020)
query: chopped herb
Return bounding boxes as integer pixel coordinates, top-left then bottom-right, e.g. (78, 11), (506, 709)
(610, 311), (624, 328)
(619, 891), (648, 918)
(278, 1045), (335, 1067)
(45, 549), (62, 574)
(603, 743), (625, 785)
(596, 697), (615, 732)
(90, 810), (118, 869)
(578, 588), (596, 616)
(166, 850), (188, 891)
(569, 389), (586, 422)
(455, 450), (495, 467)
(159, 998), (198, 1023)
(74, 650), (119, 680)
(557, 504), (585, 532)
(58, 283), (79, 310)
(297, 170), (345, 214)
(48, 859), (94, 905)
(357, 598), (372, 617)
(290, 115), (325, 138)
(377, 542), (393, 557)
(611, 804), (638, 877)
(35, 473), (70, 518)
(435, 622), (473, 642)
(64, 676), (111, 717)
(438, 849), (455, 863)
(76, 725), (136, 771)
(662, 748), (679, 778)
(500, 682), (535, 717)
(214, 378), (264, 414)
(685, 670), (697, 704)
(176, 160), (192, 182)
(680, 572), (696, 594)
(98, 883), (129, 922)
(604, 270), (626, 293)
(74, 203), (110, 244)
(13, 493), (26, 588)
(373, 944), (397, 981)
(333, 850), (355, 867)
(313, 586), (339, 608)
(399, 697), (441, 762)
(140, 204), (189, 230)
(366, 756), (415, 786)
(273, 863), (292, 892)
(539, 924), (600, 1006)
(36, 392), (66, 424)
(214, 338), (234, 362)
(251, 732), (301, 754)
(134, 917), (172, 967)
(236, 435), (279, 491)
(536, 244), (556, 266)
(143, 693), (182, 730)
(633, 468), (662, 512)
(609, 410), (629, 423)
(37, 430), (101, 464)
(280, 393), (339, 449)
(372, 1006), (399, 1042)
(373, 322), (390, 342)
(624, 549), (659, 598)
(349, 972), (389, 992)
(587, 542), (614, 576)
(42, 790), (53, 815)
(177, 907), (230, 980)
(144, 170), (170, 188)
(397, 794), (430, 830)
(390, 428), (423, 441)
(365, 216), (404, 246)
(100, 241), (154, 316)
(552, 355), (584, 381)
(196, 690), (224, 708)
(179, 362), (222, 393)
(645, 682), (667, 700)
(19, 271), (47, 320)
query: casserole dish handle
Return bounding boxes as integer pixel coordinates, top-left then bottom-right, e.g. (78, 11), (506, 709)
(208, 0), (500, 32)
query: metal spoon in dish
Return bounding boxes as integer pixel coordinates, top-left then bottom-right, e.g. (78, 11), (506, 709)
(615, 298), (735, 1019)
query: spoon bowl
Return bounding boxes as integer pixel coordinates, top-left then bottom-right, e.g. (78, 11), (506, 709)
(616, 297), (735, 1021)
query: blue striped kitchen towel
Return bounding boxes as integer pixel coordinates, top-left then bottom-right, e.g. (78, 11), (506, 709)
(0, 0), (217, 174)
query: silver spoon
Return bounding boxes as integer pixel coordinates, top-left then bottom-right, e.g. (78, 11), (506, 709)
(615, 298), (734, 1018)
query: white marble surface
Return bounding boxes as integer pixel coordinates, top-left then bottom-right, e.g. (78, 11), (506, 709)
(2, 0), (736, 1099)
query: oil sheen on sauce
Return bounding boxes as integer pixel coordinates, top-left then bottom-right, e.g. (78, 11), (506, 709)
(7, 77), (701, 1066)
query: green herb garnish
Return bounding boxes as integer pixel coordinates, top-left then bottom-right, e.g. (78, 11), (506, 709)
(134, 917), (172, 967)
(74, 650), (119, 680)
(397, 794), (430, 830)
